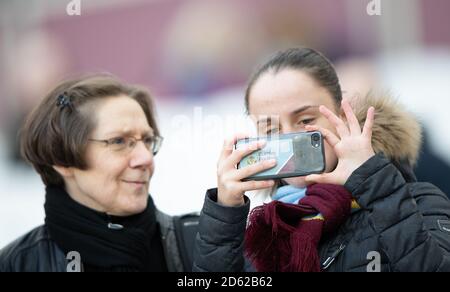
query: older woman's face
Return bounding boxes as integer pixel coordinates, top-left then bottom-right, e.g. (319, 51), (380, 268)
(68, 95), (155, 216)
(248, 69), (340, 188)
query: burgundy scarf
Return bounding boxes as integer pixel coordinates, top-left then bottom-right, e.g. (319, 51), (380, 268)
(245, 183), (353, 272)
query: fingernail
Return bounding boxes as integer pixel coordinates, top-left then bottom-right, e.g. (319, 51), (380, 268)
(267, 159), (277, 166)
(247, 142), (258, 150)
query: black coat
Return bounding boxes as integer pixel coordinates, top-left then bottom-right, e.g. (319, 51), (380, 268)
(0, 210), (199, 272)
(193, 154), (450, 272)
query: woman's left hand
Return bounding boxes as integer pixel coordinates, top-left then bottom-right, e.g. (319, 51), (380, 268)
(305, 99), (376, 186)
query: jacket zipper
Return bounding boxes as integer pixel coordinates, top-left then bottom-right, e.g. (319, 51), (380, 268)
(321, 243), (346, 271)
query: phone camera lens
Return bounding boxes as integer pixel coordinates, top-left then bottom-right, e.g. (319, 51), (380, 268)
(311, 133), (321, 148)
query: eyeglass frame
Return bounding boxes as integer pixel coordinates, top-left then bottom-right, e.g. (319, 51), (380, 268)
(88, 135), (163, 156)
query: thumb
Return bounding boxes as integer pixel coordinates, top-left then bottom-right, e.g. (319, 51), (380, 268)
(305, 173), (333, 184)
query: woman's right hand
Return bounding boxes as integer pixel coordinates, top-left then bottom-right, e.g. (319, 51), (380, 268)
(217, 135), (277, 207)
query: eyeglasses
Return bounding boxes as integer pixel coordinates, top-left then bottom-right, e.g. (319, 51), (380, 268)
(88, 135), (163, 155)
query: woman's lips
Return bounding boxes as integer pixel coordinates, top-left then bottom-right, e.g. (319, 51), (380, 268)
(122, 180), (147, 187)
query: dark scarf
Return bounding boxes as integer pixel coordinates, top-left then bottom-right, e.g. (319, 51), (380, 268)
(245, 183), (353, 272)
(44, 186), (167, 272)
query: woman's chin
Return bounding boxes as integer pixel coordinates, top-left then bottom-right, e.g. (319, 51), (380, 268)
(111, 195), (149, 216)
(282, 176), (313, 188)
(129, 196), (149, 214)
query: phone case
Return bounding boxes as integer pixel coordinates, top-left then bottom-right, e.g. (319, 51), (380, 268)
(236, 131), (325, 181)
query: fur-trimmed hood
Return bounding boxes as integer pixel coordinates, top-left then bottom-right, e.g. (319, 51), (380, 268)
(351, 92), (422, 167)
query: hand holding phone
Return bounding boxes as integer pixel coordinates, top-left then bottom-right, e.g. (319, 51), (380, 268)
(216, 135), (277, 207)
(236, 131), (326, 181)
(303, 100), (375, 186)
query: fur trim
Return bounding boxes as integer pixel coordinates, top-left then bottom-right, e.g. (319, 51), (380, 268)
(350, 92), (422, 166)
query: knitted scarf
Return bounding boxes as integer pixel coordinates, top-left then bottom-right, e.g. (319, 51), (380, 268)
(44, 186), (168, 272)
(245, 183), (358, 272)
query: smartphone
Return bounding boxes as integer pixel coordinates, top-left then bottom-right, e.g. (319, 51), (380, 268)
(236, 131), (326, 181)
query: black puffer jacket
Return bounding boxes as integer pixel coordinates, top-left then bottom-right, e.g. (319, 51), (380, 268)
(193, 155), (450, 272)
(193, 95), (450, 272)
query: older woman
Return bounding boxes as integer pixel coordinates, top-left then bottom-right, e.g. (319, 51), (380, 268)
(0, 74), (198, 272)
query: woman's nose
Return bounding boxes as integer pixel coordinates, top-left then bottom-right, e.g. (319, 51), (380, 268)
(129, 141), (154, 168)
(280, 125), (295, 135)
(281, 124), (307, 135)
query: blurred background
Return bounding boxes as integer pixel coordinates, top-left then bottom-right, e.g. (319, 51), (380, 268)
(1, 0), (450, 248)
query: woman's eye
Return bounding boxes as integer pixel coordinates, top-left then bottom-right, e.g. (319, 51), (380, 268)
(299, 118), (315, 125)
(110, 137), (126, 145)
(143, 137), (154, 145)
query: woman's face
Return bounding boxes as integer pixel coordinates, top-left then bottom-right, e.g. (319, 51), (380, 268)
(248, 69), (340, 188)
(64, 95), (155, 216)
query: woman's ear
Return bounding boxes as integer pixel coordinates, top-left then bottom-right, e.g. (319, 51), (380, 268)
(52, 165), (74, 178)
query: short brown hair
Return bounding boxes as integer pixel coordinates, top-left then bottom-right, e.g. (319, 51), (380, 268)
(20, 73), (160, 186)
